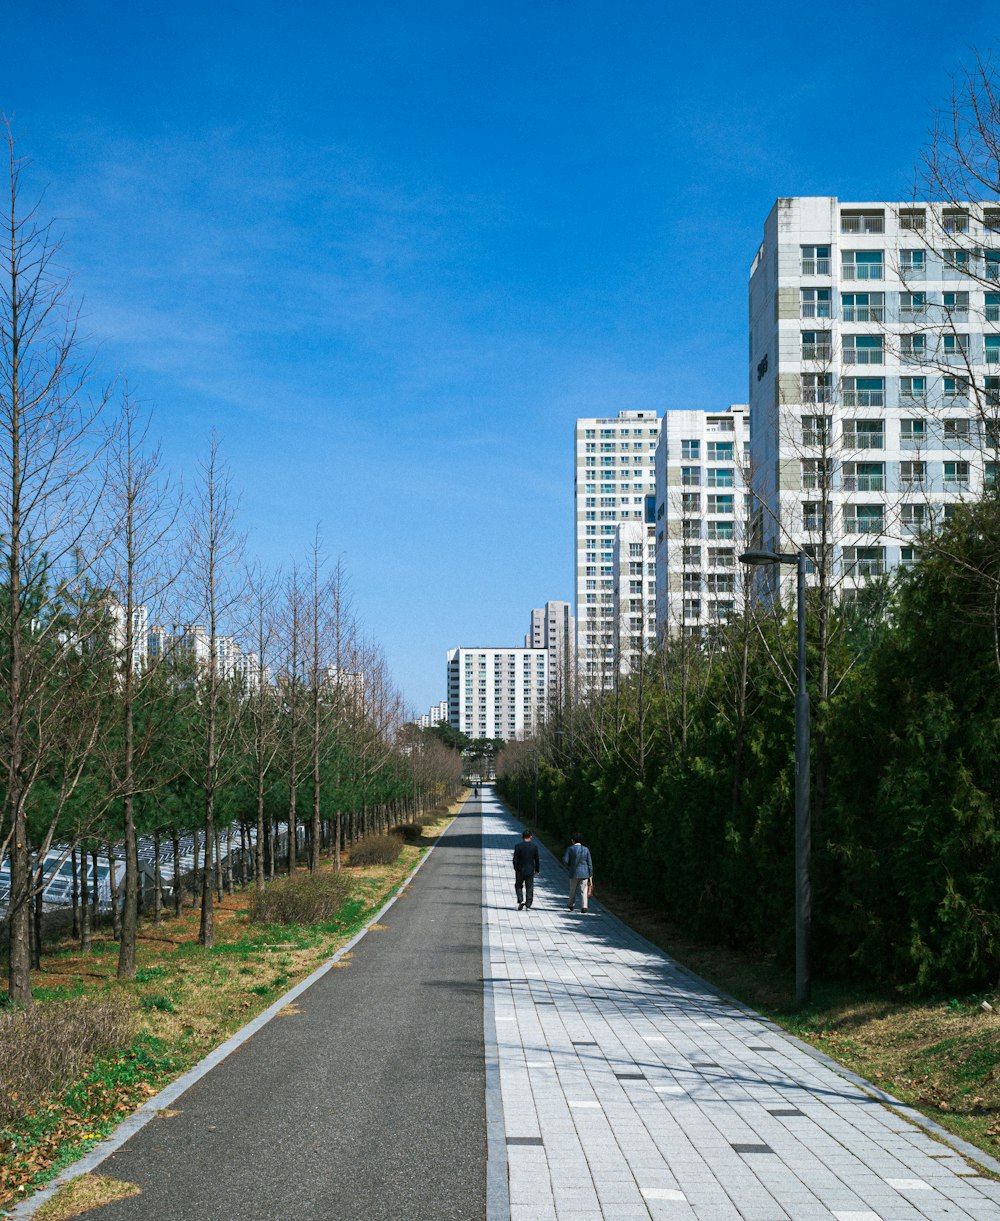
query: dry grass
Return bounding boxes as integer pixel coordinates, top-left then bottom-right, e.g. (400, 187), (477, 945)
(246, 869), (350, 925)
(346, 832), (404, 867)
(0, 996), (134, 1125)
(35, 1175), (141, 1219)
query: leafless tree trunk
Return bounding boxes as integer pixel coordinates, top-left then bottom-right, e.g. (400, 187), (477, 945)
(0, 120), (116, 1003)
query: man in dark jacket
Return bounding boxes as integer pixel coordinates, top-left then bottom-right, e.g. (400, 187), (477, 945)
(512, 830), (540, 910)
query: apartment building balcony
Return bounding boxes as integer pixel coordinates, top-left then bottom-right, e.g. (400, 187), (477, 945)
(843, 348), (883, 365)
(842, 473), (885, 492)
(841, 304), (884, 323)
(801, 257), (831, 276)
(842, 389), (884, 408)
(847, 557), (886, 578)
(801, 342), (832, 361)
(840, 213), (885, 234)
(842, 262), (884, 281)
(842, 429), (885, 450)
(844, 513), (885, 535)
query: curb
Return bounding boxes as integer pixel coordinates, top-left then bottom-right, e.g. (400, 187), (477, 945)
(7, 822), (453, 1219)
(479, 794), (511, 1221)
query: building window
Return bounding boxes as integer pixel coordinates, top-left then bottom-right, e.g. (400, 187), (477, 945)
(901, 504), (928, 531)
(681, 465), (701, 486)
(841, 250), (884, 281)
(681, 492), (701, 514)
(844, 505), (885, 535)
(707, 494), (734, 514)
(843, 462), (885, 492)
(944, 376), (969, 400)
(801, 245), (831, 275)
(844, 335), (884, 365)
(801, 458), (831, 490)
(899, 209), (925, 231)
(841, 292), (884, 323)
(802, 330), (832, 360)
(843, 421), (885, 450)
(943, 290), (969, 317)
(681, 439), (700, 460)
(899, 461), (926, 487)
(943, 460), (970, 485)
(803, 501), (831, 531)
(986, 336), (1000, 364)
(900, 333), (926, 363)
(707, 467), (734, 488)
(942, 208), (970, 233)
(800, 287), (832, 318)
(899, 376), (926, 402)
(841, 210), (884, 234)
(900, 418), (927, 446)
(941, 333), (968, 360)
(707, 520), (734, 540)
(801, 414), (831, 445)
(842, 377), (884, 408)
(843, 546), (886, 578)
(900, 249), (926, 276)
(801, 374), (832, 405)
(899, 291), (926, 317)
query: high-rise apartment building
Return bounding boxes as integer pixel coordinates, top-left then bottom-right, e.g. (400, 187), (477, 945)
(416, 698), (449, 729)
(525, 600), (575, 716)
(446, 646), (549, 741)
(574, 410), (661, 688)
(749, 197), (997, 596)
(611, 521), (658, 675)
(654, 406), (750, 639)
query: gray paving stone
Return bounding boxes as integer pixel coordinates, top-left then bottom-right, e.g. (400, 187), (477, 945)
(481, 797), (1000, 1221)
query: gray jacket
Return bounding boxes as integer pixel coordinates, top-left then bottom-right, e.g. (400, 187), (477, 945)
(563, 842), (593, 879)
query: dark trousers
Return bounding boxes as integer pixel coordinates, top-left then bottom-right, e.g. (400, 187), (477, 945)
(514, 874), (535, 907)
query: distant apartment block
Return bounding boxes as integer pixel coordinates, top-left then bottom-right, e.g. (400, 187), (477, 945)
(146, 623), (263, 690)
(749, 197), (998, 598)
(654, 406), (750, 639)
(446, 646), (549, 741)
(574, 410), (661, 688)
(525, 601), (575, 715)
(417, 698), (449, 729)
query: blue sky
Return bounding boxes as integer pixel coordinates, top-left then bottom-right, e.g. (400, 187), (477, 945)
(3, 1), (996, 712)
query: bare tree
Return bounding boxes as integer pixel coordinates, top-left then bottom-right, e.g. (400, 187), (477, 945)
(245, 563), (282, 891)
(187, 434), (245, 948)
(0, 121), (116, 1004)
(96, 389), (182, 978)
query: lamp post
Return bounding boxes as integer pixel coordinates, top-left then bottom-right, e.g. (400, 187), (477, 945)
(739, 548), (811, 1005)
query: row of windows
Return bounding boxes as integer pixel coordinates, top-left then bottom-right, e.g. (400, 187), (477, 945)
(799, 412), (999, 447)
(678, 439), (744, 460)
(799, 458), (979, 489)
(796, 374), (1000, 406)
(837, 208), (1000, 235)
(800, 330), (1000, 362)
(796, 495), (989, 533)
(801, 288), (1000, 321)
(800, 246), (1000, 279)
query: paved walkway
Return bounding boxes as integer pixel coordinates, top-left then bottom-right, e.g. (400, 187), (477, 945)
(481, 791), (1000, 1221)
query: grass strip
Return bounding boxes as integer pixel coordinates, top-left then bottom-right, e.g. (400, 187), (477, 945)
(0, 803), (460, 1211)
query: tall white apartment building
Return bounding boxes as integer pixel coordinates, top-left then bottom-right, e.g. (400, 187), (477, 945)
(610, 520), (658, 676)
(574, 410), (661, 688)
(524, 601), (575, 716)
(446, 646), (549, 741)
(749, 197), (998, 595)
(654, 406), (750, 639)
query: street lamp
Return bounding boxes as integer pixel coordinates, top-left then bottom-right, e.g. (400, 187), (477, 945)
(739, 548), (811, 1006)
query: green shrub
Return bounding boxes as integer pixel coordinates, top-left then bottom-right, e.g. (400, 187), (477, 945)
(348, 833), (404, 867)
(0, 994), (134, 1124)
(140, 994), (176, 1014)
(247, 870), (351, 926)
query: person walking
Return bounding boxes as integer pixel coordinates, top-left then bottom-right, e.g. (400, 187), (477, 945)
(563, 834), (593, 913)
(511, 830), (540, 910)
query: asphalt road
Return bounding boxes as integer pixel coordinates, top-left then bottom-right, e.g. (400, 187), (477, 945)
(91, 803), (487, 1221)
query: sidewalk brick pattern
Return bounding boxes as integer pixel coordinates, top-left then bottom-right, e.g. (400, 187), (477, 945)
(482, 797), (1000, 1221)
